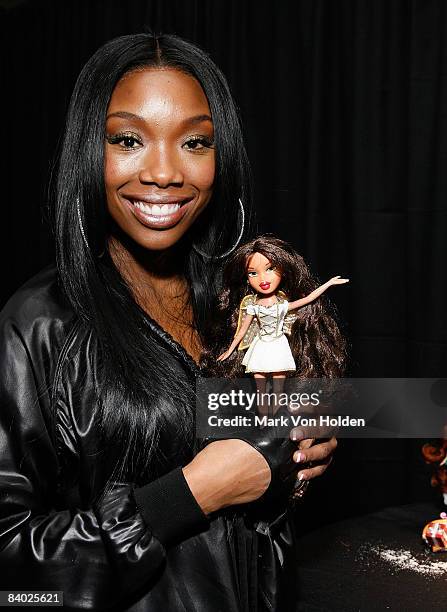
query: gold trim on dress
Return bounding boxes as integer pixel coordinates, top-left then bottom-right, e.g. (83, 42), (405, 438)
(236, 290), (298, 351)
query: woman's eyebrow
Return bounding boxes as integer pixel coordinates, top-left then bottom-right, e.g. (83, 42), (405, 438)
(180, 114), (212, 126)
(106, 111), (212, 126)
(106, 111), (142, 121)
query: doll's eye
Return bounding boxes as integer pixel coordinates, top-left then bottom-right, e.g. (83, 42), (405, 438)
(267, 266), (276, 272)
(248, 271), (257, 277)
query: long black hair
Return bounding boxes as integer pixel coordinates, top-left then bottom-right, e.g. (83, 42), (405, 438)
(52, 33), (253, 488)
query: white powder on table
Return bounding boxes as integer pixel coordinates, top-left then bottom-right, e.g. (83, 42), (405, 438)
(357, 544), (447, 577)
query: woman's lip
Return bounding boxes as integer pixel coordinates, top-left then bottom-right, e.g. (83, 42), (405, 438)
(260, 283), (271, 289)
(123, 197), (193, 229)
(123, 195), (193, 205)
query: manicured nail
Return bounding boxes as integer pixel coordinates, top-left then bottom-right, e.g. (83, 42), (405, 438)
(298, 472), (306, 481)
(294, 452), (304, 463)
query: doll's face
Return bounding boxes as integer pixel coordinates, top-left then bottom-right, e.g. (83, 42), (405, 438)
(246, 252), (282, 295)
(104, 68), (215, 251)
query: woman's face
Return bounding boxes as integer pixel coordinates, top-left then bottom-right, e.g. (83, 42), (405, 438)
(246, 252), (282, 295)
(104, 68), (215, 251)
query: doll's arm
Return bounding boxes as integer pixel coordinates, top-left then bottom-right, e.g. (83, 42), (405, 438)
(288, 276), (349, 311)
(217, 314), (254, 361)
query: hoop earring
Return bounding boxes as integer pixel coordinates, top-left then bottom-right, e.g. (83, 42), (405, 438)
(192, 198), (245, 260)
(76, 197), (90, 250)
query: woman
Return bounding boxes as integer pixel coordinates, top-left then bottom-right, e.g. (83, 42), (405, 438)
(0, 33), (337, 611)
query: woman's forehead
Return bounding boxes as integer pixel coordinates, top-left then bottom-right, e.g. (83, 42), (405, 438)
(107, 68), (212, 124)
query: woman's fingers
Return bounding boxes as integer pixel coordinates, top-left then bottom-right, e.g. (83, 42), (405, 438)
(297, 438), (315, 451)
(292, 437), (336, 463)
(292, 436), (337, 481)
(292, 437), (315, 463)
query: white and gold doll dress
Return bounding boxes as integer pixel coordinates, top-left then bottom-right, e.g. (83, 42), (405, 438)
(241, 300), (296, 373)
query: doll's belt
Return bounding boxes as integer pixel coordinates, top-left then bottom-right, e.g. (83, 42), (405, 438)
(258, 332), (284, 342)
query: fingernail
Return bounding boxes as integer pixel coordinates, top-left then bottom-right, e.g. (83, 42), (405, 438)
(291, 429), (302, 441)
(298, 472), (306, 481)
(294, 452), (304, 463)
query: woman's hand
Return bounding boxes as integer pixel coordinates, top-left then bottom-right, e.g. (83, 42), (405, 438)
(291, 436), (337, 482)
(183, 433), (337, 515)
(183, 439), (271, 514)
(217, 348), (233, 361)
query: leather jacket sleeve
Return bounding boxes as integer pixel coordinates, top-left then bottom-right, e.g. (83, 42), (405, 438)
(0, 289), (209, 611)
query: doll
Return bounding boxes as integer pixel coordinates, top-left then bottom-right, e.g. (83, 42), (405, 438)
(213, 236), (349, 411)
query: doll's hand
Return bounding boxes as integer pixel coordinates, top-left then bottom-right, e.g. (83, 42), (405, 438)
(328, 275), (349, 286)
(217, 349), (233, 361)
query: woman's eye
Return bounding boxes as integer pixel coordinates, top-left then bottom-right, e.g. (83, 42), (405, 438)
(106, 133), (142, 149)
(183, 136), (214, 152)
(267, 266), (276, 272)
(248, 272), (257, 277)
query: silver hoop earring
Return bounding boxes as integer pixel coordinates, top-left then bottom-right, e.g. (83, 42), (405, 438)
(192, 197), (245, 260)
(76, 198), (90, 250)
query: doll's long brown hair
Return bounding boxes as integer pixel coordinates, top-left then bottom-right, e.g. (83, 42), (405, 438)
(201, 235), (347, 378)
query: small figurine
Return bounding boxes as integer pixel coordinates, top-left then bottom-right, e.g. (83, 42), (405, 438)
(211, 236), (348, 398)
(422, 512), (447, 553)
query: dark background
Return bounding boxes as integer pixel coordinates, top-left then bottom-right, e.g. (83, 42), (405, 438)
(2, 0), (446, 529)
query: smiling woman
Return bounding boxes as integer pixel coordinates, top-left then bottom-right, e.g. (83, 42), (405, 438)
(105, 69), (215, 245)
(0, 33), (338, 611)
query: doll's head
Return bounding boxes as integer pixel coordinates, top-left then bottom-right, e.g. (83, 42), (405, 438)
(201, 235), (348, 378)
(222, 235), (318, 302)
(246, 252), (282, 296)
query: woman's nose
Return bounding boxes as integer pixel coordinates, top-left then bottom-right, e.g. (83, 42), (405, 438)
(138, 145), (184, 187)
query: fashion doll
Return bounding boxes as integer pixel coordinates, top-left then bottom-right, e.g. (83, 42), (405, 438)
(212, 236), (348, 398)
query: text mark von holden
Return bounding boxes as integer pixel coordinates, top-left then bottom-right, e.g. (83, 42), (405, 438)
(208, 414), (366, 427)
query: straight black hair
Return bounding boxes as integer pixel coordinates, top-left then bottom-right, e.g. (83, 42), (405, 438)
(52, 33), (253, 488)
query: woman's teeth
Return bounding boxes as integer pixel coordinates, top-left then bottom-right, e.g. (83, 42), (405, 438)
(133, 201), (180, 216)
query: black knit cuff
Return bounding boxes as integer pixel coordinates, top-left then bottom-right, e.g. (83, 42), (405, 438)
(133, 467), (210, 547)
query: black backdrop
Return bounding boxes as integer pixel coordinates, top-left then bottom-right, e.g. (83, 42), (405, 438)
(2, 0), (447, 528)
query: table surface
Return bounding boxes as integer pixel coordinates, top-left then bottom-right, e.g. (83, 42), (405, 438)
(295, 502), (447, 612)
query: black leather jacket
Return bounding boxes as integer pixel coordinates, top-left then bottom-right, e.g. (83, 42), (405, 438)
(0, 266), (298, 611)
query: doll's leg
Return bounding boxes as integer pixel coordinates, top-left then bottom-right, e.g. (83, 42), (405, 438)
(272, 373), (286, 415)
(253, 373), (270, 417)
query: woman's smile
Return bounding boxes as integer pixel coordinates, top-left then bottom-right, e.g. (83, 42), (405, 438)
(121, 193), (195, 229)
